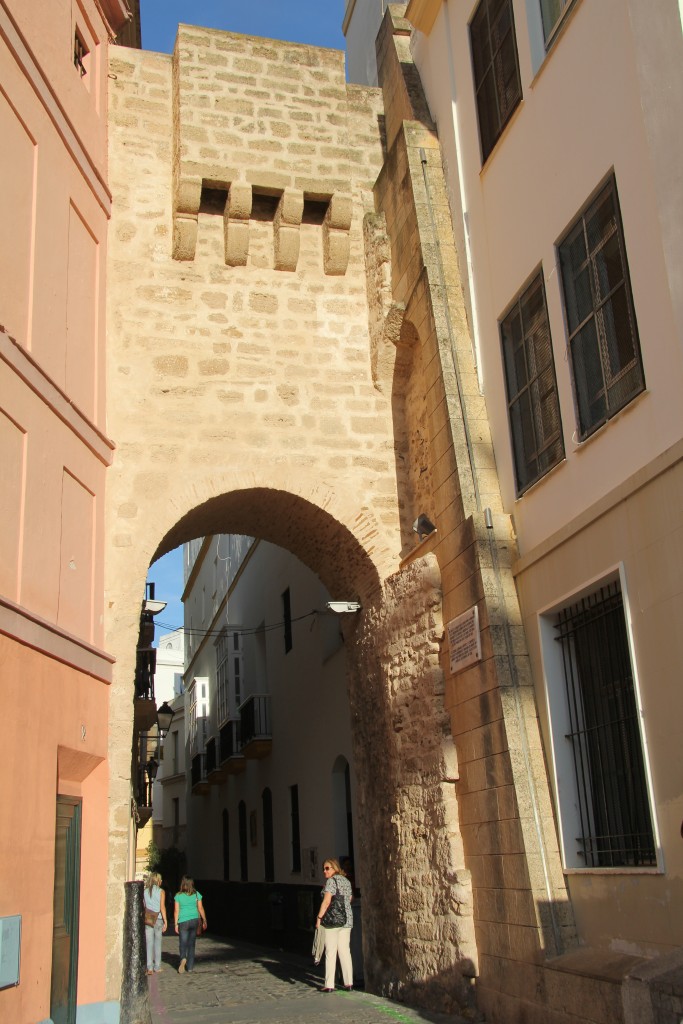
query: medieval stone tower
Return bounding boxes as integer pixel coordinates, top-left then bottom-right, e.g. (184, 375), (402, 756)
(105, 8), (575, 1022)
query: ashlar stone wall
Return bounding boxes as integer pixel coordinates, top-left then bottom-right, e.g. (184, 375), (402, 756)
(105, 26), (478, 1016)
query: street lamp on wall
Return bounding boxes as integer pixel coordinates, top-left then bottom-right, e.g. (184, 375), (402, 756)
(412, 513), (437, 542)
(157, 701), (174, 738)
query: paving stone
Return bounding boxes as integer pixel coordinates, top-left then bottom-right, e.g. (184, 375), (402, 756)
(149, 934), (472, 1024)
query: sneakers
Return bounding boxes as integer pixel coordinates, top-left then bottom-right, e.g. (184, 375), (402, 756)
(178, 958), (186, 974)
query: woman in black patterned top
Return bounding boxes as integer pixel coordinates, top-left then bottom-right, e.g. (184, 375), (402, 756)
(315, 858), (354, 992)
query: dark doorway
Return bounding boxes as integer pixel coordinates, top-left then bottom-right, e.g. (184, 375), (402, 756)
(50, 796), (82, 1024)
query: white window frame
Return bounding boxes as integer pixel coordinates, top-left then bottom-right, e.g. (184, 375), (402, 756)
(526, 0), (580, 75)
(215, 628), (230, 726)
(537, 564), (660, 872)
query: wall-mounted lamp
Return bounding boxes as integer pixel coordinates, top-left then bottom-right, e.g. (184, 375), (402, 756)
(156, 701), (174, 737)
(412, 513), (437, 541)
(325, 601), (362, 614)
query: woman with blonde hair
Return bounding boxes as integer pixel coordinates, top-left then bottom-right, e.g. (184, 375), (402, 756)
(173, 875), (207, 974)
(143, 872), (167, 975)
(315, 858), (354, 992)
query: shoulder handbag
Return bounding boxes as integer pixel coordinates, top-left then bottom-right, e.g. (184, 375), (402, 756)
(320, 878), (347, 929)
(144, 907), (158, 927)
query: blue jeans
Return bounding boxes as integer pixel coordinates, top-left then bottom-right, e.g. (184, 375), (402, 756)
(145, 918), (163, 971)
(178, 919), (198, 971)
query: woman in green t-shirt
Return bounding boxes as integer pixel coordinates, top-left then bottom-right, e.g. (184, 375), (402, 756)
(173, 876), (207, 973)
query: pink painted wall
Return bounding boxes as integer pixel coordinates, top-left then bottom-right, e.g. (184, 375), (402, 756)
(0, 637), (110, 1022)
(0, 1), (128, 1020)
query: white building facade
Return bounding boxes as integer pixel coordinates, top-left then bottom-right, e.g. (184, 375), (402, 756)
(347, 0), (683, 1014)
(180, 534), (359, 957)
(403, 0), (683, 957)
(152, 628), (185, 848)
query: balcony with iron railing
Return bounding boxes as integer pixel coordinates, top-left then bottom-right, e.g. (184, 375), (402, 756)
(135, 731), (159, 824)
(239, 693), (272, 759)
(133, 646), (158, 731)
(204, 734), (227, 783)
(191, 751), (210, 794)
(219, 718), (245, 774)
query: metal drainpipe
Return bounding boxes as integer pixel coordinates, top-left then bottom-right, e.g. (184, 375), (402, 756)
(419, 147), (481, 513)
(418, 148), (564, 956)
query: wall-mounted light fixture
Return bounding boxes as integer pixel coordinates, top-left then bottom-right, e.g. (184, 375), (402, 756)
(156, 701), (174, 737)
(325, 601), (362, 614)
(412, 513), (437, 541)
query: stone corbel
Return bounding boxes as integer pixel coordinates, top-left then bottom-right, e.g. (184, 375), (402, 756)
(373, 302), (407, 393)
(323, 193), (352, 276)
(274, 189), (304, 272)
(224, 181), (252, 267)
(172, 177), (202, 261)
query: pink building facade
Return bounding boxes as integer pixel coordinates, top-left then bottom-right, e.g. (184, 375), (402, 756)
(0, 2), (131, 1021)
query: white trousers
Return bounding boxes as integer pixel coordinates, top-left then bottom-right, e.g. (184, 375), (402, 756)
(323, 926), (353, 988)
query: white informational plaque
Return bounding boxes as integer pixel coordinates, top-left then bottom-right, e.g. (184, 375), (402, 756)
(447, 606), (482, 674)
(0, 915), (21, 989)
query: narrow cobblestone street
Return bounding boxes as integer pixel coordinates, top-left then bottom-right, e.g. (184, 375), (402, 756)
(148, 934), (473, 1024)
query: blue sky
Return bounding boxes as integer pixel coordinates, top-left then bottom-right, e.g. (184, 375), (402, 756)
(148, 547), (185, 638)
(140, 0), (346, 54)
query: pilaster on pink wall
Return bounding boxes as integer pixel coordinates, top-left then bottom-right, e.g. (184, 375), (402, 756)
(0, 635), (110, 1023)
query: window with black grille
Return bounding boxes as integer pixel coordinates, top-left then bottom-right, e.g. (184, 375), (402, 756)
(555, 581), (655, 868)
(470, 0), (522, 162)
(263, 788), (275, 882)
(290, 784), (301, 873)
(238, 800), (249, 881)
(501, 272), (564, 493)
(282, 587), (292, 654)
(222, 808), (230, 881)
(559, 176), (644, 440)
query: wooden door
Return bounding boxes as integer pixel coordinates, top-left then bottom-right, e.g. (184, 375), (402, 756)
(50, 796), (82, 1024)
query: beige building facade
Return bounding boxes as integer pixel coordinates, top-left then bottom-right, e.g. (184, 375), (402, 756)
(179, 536), (357, 936)
(397, 0), (683, 1020)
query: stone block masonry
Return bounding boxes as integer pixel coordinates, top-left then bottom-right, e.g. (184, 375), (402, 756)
(170, 26), (369, 266)
(104, 13), (600, 1024)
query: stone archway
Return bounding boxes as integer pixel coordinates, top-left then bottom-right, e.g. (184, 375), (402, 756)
(104, 484), (477, 1016)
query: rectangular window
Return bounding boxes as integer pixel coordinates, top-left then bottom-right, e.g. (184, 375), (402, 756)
(470, 0), (522, 162)
(238, 801), (248, 882)
(172, 797), (180, 849)
(232, 631), (243, 707)
(216, 629), (229, 724)
(501, 271), (564, 493)
(540, 0), (573, 45)
(559, 176), (644, 439)
(282, 587), (292, 653)
(290, 784), (301, 873)
(73, 29), (89, 77)
(553, 579), (655, 868)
